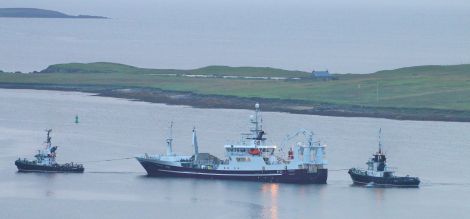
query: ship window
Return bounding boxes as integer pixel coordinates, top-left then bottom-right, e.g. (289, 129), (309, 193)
(236, 157), (251, 162)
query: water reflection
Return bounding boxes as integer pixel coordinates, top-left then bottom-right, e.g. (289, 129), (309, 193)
(43, 173), (58, 198)
(374, 188), (385, 205)
(2, 89), (470, 219)
(261, 183), (279, 219)
(350, 183), (386, 205)
(45, 190), (55, 197)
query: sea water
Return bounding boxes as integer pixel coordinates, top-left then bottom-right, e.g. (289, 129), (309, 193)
(0, 89), (469, 219)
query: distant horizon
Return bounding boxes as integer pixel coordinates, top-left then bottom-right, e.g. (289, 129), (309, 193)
(1, 0), (469, 73)
(3, 61), (470, 75)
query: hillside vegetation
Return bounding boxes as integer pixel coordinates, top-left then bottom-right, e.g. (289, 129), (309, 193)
(40, 62), (311, 78)
(2, 62), (470, 112)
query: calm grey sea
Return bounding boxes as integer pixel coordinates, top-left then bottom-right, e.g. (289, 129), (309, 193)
(1, 0), (470, 73)
(0, 89), (469, 219)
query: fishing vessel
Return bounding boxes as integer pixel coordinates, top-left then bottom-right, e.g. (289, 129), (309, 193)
(136, 103), (328, 184)
(15, 129), (84, 173)
(348, 129), (420, 187)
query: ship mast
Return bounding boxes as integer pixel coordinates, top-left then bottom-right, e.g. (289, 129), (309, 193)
(192, 127), (199, 162)
(166, 122), (174, 156)
(378, 128), (383, 154)
(254, 102), (260, 133)
(249, 103), (265, 143)
(45, 129), (52, 148)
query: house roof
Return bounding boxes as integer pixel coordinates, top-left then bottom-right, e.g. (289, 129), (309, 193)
(312, 70), (331, 77)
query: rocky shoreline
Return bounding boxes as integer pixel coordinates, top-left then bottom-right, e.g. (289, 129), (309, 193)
(1, 83), (469, 122)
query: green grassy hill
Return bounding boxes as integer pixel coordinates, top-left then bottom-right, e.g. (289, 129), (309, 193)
(40, 62), (311, 78)
(2, 62), (470, 112)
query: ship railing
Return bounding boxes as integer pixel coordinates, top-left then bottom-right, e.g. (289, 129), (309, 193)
(350, 168), (367, 174)
(220, 160), (230, 165)
(62, 162), (83, 168)
(179, 159), (192, 163)
(18, 158), (34, 164)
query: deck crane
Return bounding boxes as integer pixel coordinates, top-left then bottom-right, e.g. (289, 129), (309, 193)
(279, 129), (326, 165)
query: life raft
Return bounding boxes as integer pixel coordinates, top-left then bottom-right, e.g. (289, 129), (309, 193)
(248, 148), (261, 155)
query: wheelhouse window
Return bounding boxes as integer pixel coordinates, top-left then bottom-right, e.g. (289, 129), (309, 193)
(236, 157), (251, 162)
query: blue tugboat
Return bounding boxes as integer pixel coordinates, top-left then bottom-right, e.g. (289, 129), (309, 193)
(136, 103), (328, 184)
(348, 129), (420, 187)
(15, 129), (84, 173)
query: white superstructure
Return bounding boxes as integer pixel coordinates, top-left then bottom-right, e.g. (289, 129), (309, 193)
(139, 103), (327, 173)
(34, 129), (58, 166)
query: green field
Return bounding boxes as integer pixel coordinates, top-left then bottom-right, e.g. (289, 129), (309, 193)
(1, 62), (470, 112)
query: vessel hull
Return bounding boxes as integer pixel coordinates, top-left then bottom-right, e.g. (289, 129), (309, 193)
(15, 160), (84, 173)
(137, 158), (327, 184)
(348, 169), (419, 187)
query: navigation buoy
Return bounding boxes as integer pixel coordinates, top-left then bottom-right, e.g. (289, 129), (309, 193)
(75, 115), (79, 124)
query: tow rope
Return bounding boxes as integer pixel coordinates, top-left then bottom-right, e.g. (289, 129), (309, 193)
(78, 157), (135, 163)
(329, 168), (350, 171)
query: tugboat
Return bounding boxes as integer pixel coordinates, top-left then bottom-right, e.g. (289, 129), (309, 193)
(348, 129), (420, 187)
(15, 129), (84, 173)
(136, 103), (328, 184)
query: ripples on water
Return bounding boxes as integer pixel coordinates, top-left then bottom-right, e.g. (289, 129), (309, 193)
(0, 89), (469, 219)
(1, 0), (469, 73)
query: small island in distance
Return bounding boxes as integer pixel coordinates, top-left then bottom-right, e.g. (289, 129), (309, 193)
(0, 8), (108, 19)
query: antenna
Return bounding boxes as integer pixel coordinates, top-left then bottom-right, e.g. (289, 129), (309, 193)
(378, 128), (383, 154)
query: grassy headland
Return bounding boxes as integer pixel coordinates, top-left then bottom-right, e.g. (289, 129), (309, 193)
(1, 62), (470, 121)
(0, 8), (108, 19)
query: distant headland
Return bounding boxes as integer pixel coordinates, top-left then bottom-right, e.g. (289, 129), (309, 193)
(1, 62), (470, 122)
(0, 8), (108, 19)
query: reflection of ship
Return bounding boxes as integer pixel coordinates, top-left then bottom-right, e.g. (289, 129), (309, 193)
(348, 129), (420, 187)
(136, 103), (328, 184)
(15, 129), (84, 173)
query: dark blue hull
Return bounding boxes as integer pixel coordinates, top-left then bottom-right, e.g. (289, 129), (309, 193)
(348, 169), (419, 187)
(15, 160), (84, 173)
(137, 159), (327, 184)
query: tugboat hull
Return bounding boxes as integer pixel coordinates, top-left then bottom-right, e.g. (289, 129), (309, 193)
(15, 160), (84, 173)
(137, 158), (327, 184)
(348, 169), (419, 187)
